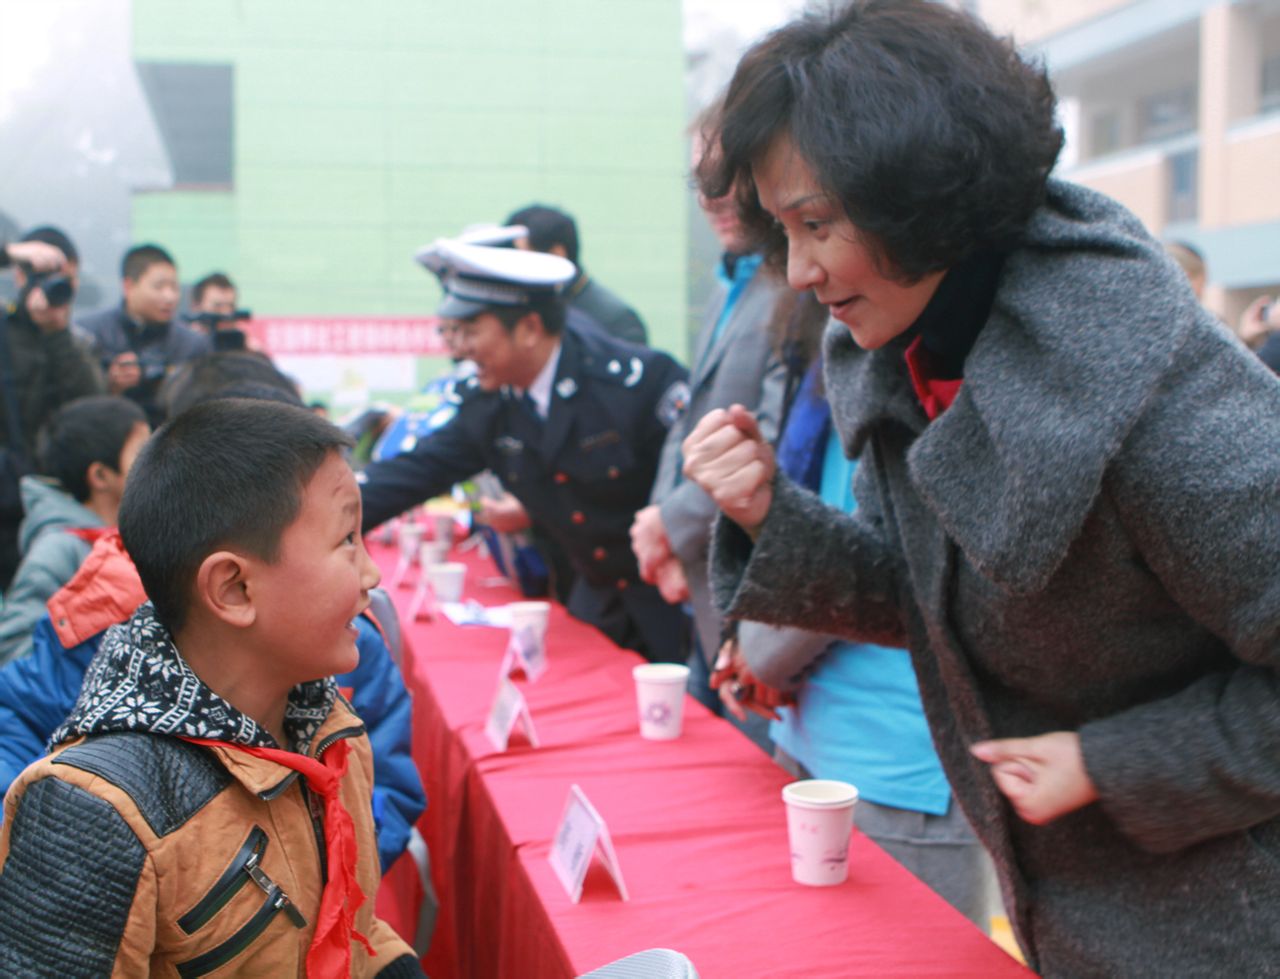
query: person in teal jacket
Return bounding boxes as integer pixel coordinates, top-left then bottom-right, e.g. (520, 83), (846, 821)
(0, 396), (148, 665)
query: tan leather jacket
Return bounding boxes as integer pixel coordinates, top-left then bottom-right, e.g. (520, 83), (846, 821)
(0, 697), (418, 977)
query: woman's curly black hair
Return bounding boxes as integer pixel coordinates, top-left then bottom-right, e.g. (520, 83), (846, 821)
(697, 0), (1063, 282)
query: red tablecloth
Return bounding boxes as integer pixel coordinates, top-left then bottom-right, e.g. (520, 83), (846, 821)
(373, 542), (1030, 978)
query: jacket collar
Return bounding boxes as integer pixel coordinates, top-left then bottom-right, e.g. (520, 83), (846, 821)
(53, 602), (338, 756)
(828, 180), (1200, 594)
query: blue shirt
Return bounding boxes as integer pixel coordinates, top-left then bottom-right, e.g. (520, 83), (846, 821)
(770, 427), (952, 815)
(709, 253), (763, 351)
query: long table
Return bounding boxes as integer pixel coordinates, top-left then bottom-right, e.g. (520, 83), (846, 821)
(373, 542), (1030, 978)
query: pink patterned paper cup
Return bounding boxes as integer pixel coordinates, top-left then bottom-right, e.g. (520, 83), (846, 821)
(632, 664), (690, 740)
(782, 779), (859, 886)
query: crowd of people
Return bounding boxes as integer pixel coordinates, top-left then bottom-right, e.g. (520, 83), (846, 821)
(0, 0), (1278, 975)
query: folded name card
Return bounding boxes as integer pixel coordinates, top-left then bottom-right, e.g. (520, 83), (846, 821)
(485, 675), (539, 751)
(548, 784), (629, 904)
(501, 623), (548, 682)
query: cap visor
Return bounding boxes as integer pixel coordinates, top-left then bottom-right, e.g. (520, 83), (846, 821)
(436, 295), (490, 319)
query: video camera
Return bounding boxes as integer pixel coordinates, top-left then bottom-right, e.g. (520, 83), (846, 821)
(185, 309), (252, 352)
(19, 266), (74, 308)
(185, 309), (252, 332)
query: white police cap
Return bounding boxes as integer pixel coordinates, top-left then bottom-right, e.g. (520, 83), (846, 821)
(415, 235), (576, 320)
(455, 223), (527, 248)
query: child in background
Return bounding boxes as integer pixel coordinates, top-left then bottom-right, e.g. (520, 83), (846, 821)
(0, 399), (422, 977)
(0, 395), (148, 665)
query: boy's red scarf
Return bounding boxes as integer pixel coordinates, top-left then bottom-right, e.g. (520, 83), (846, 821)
(182, 736), (375, 978)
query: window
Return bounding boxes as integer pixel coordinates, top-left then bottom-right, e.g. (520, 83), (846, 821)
(1139, 87), (1197, 143)
(1167, 149), (1198, 224)
(134, 62), (234, 187)
(1263, 53), (1280, 113)
(1089, 110), (1122, 157)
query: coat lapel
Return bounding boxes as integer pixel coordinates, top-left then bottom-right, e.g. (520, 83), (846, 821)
(830, 179), (1201, 595)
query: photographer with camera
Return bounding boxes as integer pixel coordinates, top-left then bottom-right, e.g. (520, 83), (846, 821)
(186, 271), (252, 352)
(79, 244), (211, 425)
(0, 227), (104, 590)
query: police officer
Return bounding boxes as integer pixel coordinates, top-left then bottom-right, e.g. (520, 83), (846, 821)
(359, 233), (690, 662)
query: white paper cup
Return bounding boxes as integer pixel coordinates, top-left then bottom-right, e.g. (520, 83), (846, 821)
(632, 663), (690, 740)
(431, 512), (456, 544)
(419, 539), (450, 569)
(782, 779), (859, 886)
(508, 601), (550, 637)
(427, 562), (466, 603)
(397, 521), (424, 559)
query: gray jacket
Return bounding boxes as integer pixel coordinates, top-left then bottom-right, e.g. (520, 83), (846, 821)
(0, 477), (100, 665)
(652, 260), (787, 662)
(710, 180), (1280, 976)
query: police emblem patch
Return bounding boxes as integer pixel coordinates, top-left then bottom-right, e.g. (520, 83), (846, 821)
(656, 380), (690, 426)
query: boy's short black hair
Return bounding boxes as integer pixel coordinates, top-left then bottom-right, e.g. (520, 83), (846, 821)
(36, 396), (148, 502)
(118, 399), (353, 633)
(160, 351), (301, 418)
(121, 244), (175, 282)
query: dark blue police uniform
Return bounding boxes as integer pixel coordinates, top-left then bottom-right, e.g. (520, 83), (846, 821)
(360, 323), (690, 662)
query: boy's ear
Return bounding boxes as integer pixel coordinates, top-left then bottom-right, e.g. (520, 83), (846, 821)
(193, 550), (256, 628)
(84, 461), (114, 495)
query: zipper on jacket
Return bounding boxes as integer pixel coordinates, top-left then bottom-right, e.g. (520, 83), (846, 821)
(175, 886), (299, 978)
(177, 825), (306, 936)
(256, 722), (366, 801)
(177, 827), (268, 934)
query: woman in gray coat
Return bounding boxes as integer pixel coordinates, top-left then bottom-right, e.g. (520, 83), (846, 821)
(683, 2), (1280, 976)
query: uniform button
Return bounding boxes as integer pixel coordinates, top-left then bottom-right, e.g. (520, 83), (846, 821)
(593, 547), (607, 561)
(554, 472), (569, 485)
(607, 467), (620, 479)
(616, 578), (629, 590)
(571, 511), (586, 525)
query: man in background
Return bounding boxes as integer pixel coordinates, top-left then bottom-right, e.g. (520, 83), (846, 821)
(189, 271), (249, 351)
(630, 123), (786, 745)
(0, 227), (104, 588)
(506, 203), (648, 345)
(79, 244), (210, 424)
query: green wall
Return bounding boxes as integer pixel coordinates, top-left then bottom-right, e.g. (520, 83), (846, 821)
(131, 0), (688, 359)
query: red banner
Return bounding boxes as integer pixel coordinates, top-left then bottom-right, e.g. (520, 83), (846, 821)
(243, 316), (447, 356)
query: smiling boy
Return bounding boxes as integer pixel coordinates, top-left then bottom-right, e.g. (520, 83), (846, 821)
(0, 399), (421, 977)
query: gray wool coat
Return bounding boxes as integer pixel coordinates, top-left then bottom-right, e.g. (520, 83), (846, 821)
(652, 262), (787, 663)
(710, 180), (1280, 977)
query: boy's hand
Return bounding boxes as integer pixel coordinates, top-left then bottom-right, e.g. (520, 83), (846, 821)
(970, 731), (1099, 825)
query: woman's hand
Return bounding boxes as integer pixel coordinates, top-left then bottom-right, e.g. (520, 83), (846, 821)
(970, 731), (1099, 825)
(653, 556), (690, 604)
(630, 504), (673, 583)
(681, 405), (777, 538)
(710, 637), (792, 722)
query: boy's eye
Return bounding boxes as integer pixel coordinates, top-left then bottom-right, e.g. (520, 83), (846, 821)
(344, 531), (357, 545)
(803, 219), (827, 233)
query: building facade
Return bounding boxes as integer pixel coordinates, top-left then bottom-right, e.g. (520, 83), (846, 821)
(129, 0), (687, 351)
(979, 0), (1280, 324)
